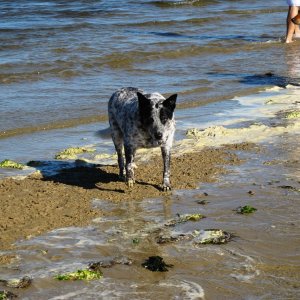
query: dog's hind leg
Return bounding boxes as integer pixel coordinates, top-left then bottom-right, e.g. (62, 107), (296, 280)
(124, 144), (136, 188)
(161, 146), (171, 191)
(109, 121), (126, 180)
(115, 141), (126, 180)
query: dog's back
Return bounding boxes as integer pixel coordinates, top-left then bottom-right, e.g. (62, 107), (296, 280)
(108, 87), (143, 145)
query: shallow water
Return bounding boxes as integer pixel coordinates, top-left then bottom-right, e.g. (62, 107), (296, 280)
(1, 1), (300, 299)
(1, 0), (299, 138)
(1, 86), (300, 298)
(1, 124), (299, 299)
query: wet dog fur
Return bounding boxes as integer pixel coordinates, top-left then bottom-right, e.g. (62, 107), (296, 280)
(108, 87), (177, 190)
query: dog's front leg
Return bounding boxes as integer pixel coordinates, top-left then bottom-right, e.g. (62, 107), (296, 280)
(124, 144), (136, 188)
(161, 146), (171, 191)
(116, 146), (125, 180)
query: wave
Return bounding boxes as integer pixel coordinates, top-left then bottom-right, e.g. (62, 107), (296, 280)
(0, 21), (96, 33)
(123, 17), (221, 28)
(149, 0), (219, 8)
(0, 39), (281, 84)
(224, 8), (285, 15)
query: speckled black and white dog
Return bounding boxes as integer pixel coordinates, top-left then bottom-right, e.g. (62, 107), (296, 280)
(108, 87), (177, 191)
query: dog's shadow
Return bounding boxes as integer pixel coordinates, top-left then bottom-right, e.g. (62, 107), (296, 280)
(29, 160), (161, 192)
(29, 160), (119, 189)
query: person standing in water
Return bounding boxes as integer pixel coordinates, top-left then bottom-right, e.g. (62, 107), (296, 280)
(286, 0), (300, 43)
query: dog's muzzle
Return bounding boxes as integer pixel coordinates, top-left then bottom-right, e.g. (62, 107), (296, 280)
(154, 132), (163, 140)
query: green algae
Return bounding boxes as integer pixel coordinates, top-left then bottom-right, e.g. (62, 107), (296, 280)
(165, 213), (204, 227)
(236, 205), (257, 214)
(54, 269), (103, 281)
(0, 276), (31, 288)
(54, 147), (96, 160)
(193, 229), (231, 245)
(284, 111), (300, 119)
(132, 238), (140, 245)
(186, 128), (202, 139)
(0, 159), (25, 170)
(156, 228), (232, 245)
(0, 291), (17, 300)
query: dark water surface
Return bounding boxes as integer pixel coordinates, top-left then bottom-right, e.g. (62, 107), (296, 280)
(1, 0), (298, 137)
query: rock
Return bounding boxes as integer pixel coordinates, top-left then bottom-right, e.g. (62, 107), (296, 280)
(193, 229), (231, 244)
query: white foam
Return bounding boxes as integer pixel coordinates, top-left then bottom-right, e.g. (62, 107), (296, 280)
(226, 250), (260, 283)
(160, 279), (205, 300)
(48, 288), (90, 300)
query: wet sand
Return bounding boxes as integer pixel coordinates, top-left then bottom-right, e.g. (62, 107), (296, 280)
(0, 144), (255, 259)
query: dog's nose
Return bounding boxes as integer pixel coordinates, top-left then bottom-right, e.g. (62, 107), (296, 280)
(155, 132), (163, 140)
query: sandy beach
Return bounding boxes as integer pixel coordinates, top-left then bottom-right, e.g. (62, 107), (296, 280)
(0, 144), (252, 255)
(0, 88), (299, 298)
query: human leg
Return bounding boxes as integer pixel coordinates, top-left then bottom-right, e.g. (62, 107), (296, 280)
(293, 9), (300, 36)
(286, 6), (299, 43)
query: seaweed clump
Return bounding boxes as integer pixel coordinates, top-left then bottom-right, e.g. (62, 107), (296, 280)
(142, 256), (173, 272)
(88, 256), (133, 269)
(0, 276), (31, 288)
(54, 147), (95, 160)
(284, 110), (300, 119)
(165, 213), (204, 227)
(0, 291), (17, 300)
(54, 269), (103, 281)
(236, 205), (257, 214)
(0, 159), (25, 170)
(193, 229), (231, 245)
(279, 185), (300, 192)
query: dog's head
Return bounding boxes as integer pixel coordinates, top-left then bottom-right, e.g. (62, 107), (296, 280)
(137, 91), (177, 145)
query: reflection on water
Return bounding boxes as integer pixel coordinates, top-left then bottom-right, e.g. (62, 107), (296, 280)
(285, 44), (300, 80)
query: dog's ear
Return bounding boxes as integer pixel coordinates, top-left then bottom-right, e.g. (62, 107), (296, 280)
(137, 92), (148, 106)
(163, 94), (177, 112)
(137, 92), (152, 119)
(160, 94), (177, 124)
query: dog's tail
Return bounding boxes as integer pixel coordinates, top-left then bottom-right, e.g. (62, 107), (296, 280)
(95, 127), (111, 139)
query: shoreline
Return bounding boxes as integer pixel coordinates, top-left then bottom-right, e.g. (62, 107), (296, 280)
(0, 86), (266, 140)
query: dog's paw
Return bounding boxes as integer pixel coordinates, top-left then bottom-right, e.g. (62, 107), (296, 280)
(119, 174), (126, 182)
(127, 179), (135, 188)
(162, 184), (171, 192)
(162, 178), (171, 192)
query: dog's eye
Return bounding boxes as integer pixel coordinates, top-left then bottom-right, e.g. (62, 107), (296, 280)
(160, 108), (171, 125)
(144, 117), (154, 125)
